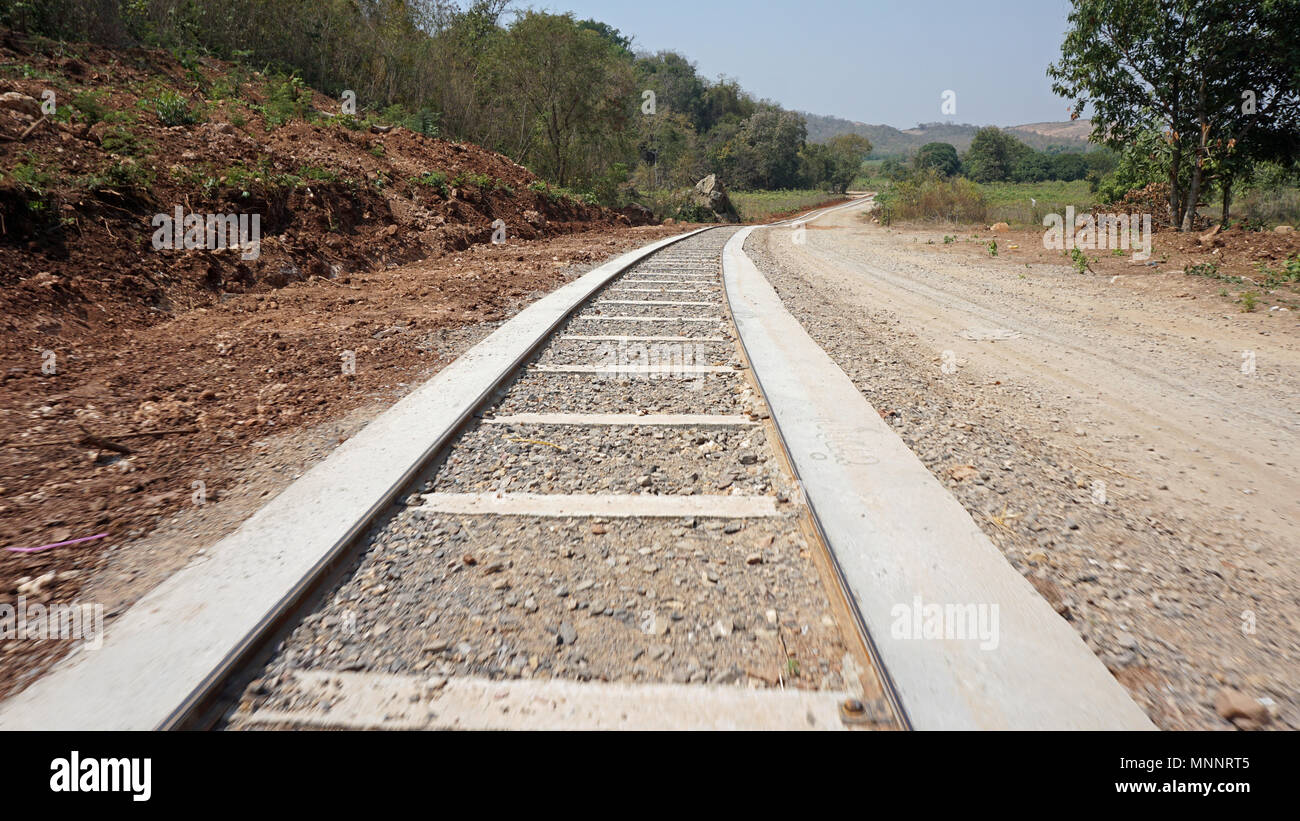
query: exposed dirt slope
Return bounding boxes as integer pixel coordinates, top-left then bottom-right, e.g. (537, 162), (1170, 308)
(0, 29), (644, 359)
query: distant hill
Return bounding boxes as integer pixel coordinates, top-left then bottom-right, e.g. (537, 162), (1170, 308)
(800, 112), (1095, 157)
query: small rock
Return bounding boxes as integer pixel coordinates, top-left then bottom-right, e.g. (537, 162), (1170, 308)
(17, 571), (56, 597)
(557, 621), (577, 646)
(1214, 688), (1270, 726)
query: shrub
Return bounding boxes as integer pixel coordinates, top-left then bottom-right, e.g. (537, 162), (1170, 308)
(71, 91), (108, 124)
(12, 160), (53, 195)
(103, 159), (153, 190)
(259, 74), (313, 128)
(100, 124), (143, 155)
(874, 170), (987, 224)
(154, 90), (201, 126)
(1070, 247), (1090, 273)
(413, 171), (449, 196)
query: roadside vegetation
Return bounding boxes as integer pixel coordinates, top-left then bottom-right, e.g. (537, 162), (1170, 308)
(871, 126), (1115, 226)
(730, 190), (848, 222)
(979, 180), (1095, 226)
(2, 0), (870, 217)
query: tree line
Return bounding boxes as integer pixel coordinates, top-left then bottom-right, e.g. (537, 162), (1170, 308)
(883, 130), (1118, 186)
(2, 0), (873, 203)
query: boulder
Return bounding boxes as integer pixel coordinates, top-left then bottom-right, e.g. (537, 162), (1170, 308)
(1274, 224), (1295, 234)
(691, 174), (740, 223)
(0, 91), (41, 119)
(618, 202), (655, 226)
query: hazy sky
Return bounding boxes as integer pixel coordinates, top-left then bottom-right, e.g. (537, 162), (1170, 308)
(537, 0), (1079, 128)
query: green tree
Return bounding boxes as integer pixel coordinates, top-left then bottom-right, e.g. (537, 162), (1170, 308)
(1049, 0), (1300, 230)
(635, 51), (708, 129)
(1011, 151), (1053, 183)
(913, 142), (960, 177)
(735, 106), (807, 189)
(1049, 152), (1089, 182)
(824, 133), (873, 192)
(486, 11), (636, 187)
(962, 127), (1029, 183)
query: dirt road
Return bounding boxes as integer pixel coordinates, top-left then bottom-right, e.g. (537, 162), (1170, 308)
(748, 198), (1299, 730)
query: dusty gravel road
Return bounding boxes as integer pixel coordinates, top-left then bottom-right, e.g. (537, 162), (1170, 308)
(749, 198), (1299, 730)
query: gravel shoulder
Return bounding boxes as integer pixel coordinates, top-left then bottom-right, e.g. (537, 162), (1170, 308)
(747, 202), (1299, 731)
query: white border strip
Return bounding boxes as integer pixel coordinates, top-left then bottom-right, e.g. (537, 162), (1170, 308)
(238, 670), (848, 731)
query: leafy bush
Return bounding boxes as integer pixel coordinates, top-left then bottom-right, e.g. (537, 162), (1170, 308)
(1070, 247), (1090, 273)
(914, 142), (960, 177)
(1255, 255), (1300, 287)
(103, 159), (153, 190)
(393, 106), (439, 137)
(333, 112), (363, 131)
(71, 91), (108, 124)
(259, 74), (313, 128)
(413, 171), (449, 196)
(12, 160), (53, 195)
(672, 202), (715, 222)
(874, 170), (987, 224)
(154, 90), (201, 126)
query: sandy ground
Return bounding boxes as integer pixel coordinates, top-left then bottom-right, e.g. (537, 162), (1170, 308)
(750, 198), (1299, 730)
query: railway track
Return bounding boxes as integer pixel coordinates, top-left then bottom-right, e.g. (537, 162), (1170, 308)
(0, 197), (1153, 730)
(217, 222), (901, 730)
